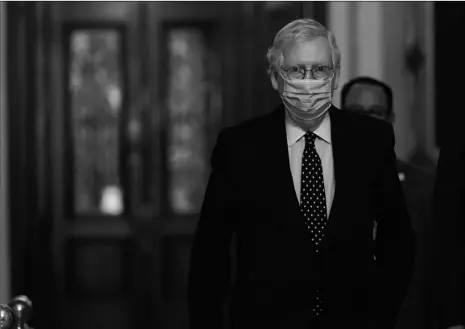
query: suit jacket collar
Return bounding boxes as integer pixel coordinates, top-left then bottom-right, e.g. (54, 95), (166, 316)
(284, 111), (332, 147)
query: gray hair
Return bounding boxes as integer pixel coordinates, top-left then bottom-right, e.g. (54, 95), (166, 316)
(266, 18), (341, 76)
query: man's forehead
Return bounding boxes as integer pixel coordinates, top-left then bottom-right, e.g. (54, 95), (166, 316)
(282, 37), (332, 66)
(345, 83), (388, 106)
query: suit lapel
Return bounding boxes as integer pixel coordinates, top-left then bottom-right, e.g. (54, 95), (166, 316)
(328, 106), (345, 221)
(323, 106), (357, 244)
(261, 105), (303, 226)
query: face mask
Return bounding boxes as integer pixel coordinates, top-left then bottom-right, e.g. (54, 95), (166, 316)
(280, 73), (333, 121)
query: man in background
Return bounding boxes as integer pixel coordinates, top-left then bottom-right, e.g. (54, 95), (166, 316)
(341, 76), (436, 329)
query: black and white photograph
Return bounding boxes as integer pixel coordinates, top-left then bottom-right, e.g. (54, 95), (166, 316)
(0, 1), (464, 329)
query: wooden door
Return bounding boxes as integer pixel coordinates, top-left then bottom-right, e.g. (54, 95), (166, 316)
(45, 2), (243, 329)
(6, 2), (325, 329)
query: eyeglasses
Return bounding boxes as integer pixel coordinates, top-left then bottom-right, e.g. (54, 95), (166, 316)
(281, 65), (334, 80)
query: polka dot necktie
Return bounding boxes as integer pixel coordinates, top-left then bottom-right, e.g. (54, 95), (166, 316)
(300, 132), (327, 318)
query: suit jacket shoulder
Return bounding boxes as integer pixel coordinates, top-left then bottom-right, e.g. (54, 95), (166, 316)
(333, 108), (395, 143)
(219, 105), (394, 151)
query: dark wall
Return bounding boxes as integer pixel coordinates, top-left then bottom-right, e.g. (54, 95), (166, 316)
(6, 2), (54, 327)
(435, 2), (465, 148)
(6, 1), (38, 296)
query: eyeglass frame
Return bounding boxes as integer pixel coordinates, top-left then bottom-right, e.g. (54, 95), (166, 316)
(279, 64), (336, 81)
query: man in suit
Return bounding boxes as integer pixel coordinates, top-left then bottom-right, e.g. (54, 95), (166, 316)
(340, 77), (436, 329)
(433, 136), (465, 329)
(188, 18), (415, 329)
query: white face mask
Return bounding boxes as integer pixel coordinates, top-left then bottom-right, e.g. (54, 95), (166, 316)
(279, 72), (333, 121)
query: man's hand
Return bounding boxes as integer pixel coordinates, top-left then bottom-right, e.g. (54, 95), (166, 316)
(447, 325), (465, 329)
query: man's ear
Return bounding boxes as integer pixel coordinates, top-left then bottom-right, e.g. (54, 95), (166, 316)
(388, 112), (396, 124)
(271, 71), (279, 91)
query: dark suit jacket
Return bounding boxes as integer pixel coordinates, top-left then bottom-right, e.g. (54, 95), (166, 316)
(394, 160), (435, 329)
(432, 138), (465, 328)
(188, 105), (416, 329)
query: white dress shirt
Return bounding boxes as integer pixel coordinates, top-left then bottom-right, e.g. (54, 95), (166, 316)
(285, 111), (335, 217)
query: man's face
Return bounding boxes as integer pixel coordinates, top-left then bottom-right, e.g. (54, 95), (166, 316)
(274, 36), (339, 92)
(271, 36), (340, 130)
(344, 84), (391, 122)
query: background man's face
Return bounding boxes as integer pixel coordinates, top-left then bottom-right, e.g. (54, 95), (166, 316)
(344, 83), (390, 122)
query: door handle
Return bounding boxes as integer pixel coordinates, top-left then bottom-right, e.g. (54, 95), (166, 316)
(0, 295), (32, 329)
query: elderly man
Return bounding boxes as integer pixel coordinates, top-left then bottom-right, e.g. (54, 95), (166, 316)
(188, 18), (415, 329)
(341, 77), (435, 329)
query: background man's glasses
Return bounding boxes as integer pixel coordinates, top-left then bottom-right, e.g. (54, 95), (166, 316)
(345, 105), (388, 120)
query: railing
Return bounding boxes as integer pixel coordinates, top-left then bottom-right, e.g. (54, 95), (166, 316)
(0, 296), (33, 329)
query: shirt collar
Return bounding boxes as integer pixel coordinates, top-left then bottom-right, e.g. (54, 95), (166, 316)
(285, 110), (332, 147)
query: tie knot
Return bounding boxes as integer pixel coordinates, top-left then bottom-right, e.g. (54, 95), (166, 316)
(304, 132), (317, 147)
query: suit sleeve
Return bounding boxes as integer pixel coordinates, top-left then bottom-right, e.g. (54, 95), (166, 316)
(187, 130), (237, 329)
(433, 143), (465, 327)
(373, 124), (416, 329)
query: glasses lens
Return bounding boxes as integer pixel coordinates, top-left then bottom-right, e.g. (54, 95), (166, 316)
(286, 68), (304, 79)
(313, 67), (331, 80)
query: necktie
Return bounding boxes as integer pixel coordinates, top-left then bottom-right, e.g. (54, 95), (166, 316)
(300, 132), (328, 318)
